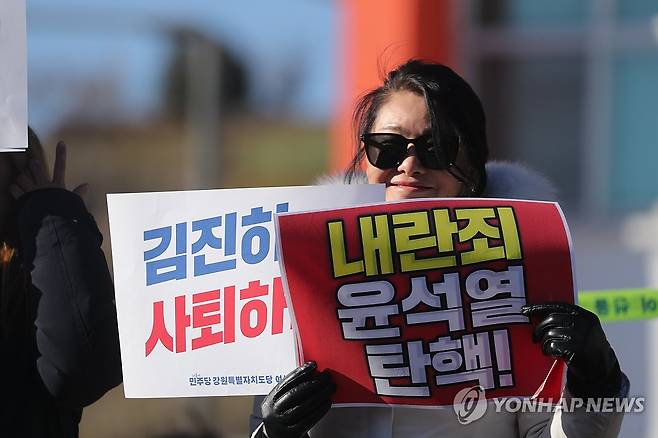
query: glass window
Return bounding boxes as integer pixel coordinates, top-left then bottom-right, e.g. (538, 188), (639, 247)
(616, 0), (658, 21)
(479, 56), (584, 210)
(609, 52), (658, 211)
(476, 0), (586, 28)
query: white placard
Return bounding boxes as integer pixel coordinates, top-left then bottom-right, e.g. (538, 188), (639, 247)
(107, 184), (385, 398)
(0, 0), (27, 151)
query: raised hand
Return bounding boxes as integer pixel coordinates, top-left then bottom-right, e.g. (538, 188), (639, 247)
(9, 140), (88, 200)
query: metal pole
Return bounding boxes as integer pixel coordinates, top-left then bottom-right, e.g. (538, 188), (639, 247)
(183, 31), (222, 189)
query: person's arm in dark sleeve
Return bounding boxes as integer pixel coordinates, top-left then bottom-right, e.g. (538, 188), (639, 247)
(18, 187), (122, 407)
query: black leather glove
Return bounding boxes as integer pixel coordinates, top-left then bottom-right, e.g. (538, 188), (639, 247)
(520, 302), (622, 398)
(258, 361), (336, 438)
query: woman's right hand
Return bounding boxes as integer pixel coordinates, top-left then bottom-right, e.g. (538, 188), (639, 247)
(260, 361), (335, 438)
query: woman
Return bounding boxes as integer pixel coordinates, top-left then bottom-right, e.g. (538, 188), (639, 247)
(250, 60), (627, 438)
(1, 129), (122, 437)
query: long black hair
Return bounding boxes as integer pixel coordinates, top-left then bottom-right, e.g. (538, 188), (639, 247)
(346, 59), (489, 195)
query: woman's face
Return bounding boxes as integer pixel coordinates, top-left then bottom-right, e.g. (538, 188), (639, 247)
(365, 90), (462, 201)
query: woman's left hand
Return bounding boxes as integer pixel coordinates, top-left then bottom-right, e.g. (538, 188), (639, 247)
(9, 140), (88, 200)
(521, 302), (622, 398)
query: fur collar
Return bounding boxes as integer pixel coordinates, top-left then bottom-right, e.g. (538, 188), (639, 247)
(316, 161), (558, 202)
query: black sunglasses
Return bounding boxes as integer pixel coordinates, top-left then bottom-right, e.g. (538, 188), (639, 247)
(360, 132), (458, 170)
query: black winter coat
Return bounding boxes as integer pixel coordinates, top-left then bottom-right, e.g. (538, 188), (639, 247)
(0, 188), (122, 437)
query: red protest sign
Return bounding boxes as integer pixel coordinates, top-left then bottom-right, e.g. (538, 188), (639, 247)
(276, 199), (575, 407)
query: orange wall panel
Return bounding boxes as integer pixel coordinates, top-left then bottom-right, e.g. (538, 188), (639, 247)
(331, 0), (457, 171)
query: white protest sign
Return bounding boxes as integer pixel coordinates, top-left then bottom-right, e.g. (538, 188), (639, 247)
(108, 184), (385, 398)
(0, 0), (27, 151)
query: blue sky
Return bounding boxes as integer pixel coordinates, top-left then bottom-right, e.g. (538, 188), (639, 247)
(27, 0), (336, 131)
